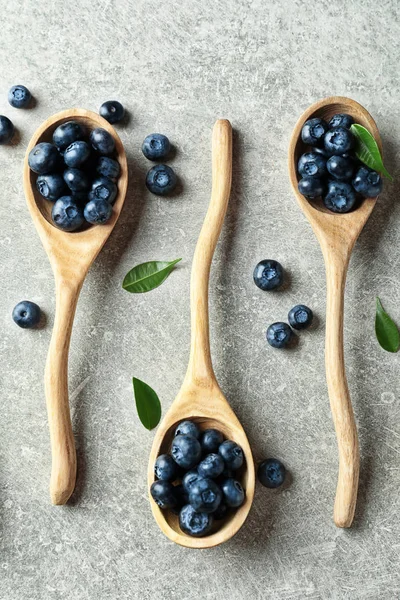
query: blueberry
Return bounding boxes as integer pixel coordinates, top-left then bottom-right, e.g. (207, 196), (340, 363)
(63, 168), (90, 192)
(142, 133), (171, 161)
(146, 164), (177, 196)
(0, 116), (14, 144)
(197, 454), (225, 479)
(328, 113), (354, 129)
(90, 128), (115, 155)
(218, 440), (244, 471)
(266, 322), (293, 349)
(91, 176), (117, 204)
(84, 197), (113, 225)
(64, 141), (91, 168)
(213, 502), (229, 520)
(51, 196), (84, 232)
(12, 301), (41, 329)
(174, 420), (200, 439)
(182, 469), (201, 492)
(323, 180), (356, 213)
(28, 143), (59, 174)
(154, 454), (178, 481)
(171, 435), (202, 470)
(96, 156), (120, 181)
(200, 429), (224, 453)
(221, 478), (245, 508)
(36, 173), (67, 202)
(326, 155), (354, 181)
(172, 484), (189, 512)
(297, 152), (327, 178)
(301, 118), (328, 146)
(324, 127), (355, 155)
(188, 477), (222, 513)
(313, 147), (330, 158)
(288, 304), (313, 330)
(8, 85), (31, 109)
(297, 177), (325, 199)
(53, 121), (86, 151)
(352, 166), (383, 198)
(99, 101), (125, 124)
(253, 259), (283, 291)
(150, 480), (178, 509)
(257, 458), (286, 489)
(179, 504), (214, 537)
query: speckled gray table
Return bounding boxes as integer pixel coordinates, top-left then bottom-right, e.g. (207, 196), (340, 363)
(1, 1), (400, 598)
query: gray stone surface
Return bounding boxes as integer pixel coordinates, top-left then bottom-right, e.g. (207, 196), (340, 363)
(1, 0), (400, 598)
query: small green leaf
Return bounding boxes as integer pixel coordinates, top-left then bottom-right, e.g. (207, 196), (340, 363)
(122, 258), (182, 293)
(375, 297), (400, 353)
(350, 124), (393, 181)
(132, 377), (161, 430)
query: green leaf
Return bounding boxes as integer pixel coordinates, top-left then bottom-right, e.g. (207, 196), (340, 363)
(122, 258), (182, 293)
(375, 297), (400, 353)
(350, 124), (393, 181)
(132, 377), (161, 430)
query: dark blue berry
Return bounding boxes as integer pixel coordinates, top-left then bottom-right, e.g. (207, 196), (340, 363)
(324, 127), (355, 155)
(174, 420), (200, 439)
(146, 164), (177, 196)
(64, 141), (91, 168)
(12, 301), (41, 329)
(179, 504), (213, 537)
(298, 177), (325, 199)
(84, 197), (113, 225)
(328, 113), (354, 129)
(51, 196), (84, 232)
(91, 176), (117, 204)
(188, 477), (222, 513)
(99, 101), (124, 124)
(28, 143), (59, 174)
(53, 121), (86, 151)
(323, 180), (356, 213)
(96, 156), (120, 181)
(182, 469), (201, 492)
(253, 259), (283, 291)
(213, 502), (229, 520)
(0, 116), (14, 144)
(221, 478), (245, 508)
(197, 454), (225, 479)
(36, 173), (67, 202)
(352, 166), (383, 198)
(288, 304), (313, 330)
(257, 458), (286, 489)
(171, 435), (202, 470)
(218, 440), (244, 471)
(301, 118), (328, 146)
(142, 133), (171, 161)
(90, 128), (115, 155)
(298, 152), (327, 178)
(200, 429), (224, 453)
(266, 322), (293, 349)
(154, 454), (178, 481)
(63, 168), (90, 192)
(8, 85), (31, 108)
(326, 155), (354, 181)
(150, 480), (178, 509)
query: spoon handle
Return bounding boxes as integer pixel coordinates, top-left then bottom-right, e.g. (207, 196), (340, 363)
(186, 119), (232, 384)
(44, 274), (82, 504)
(324, 250), (360, 527)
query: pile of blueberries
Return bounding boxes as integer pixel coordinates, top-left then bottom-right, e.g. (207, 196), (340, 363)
(151, 420), (246, 537)
(297, 112), (383, 213)
(253, 259), (313, 348)
(141, 133), (178, 196)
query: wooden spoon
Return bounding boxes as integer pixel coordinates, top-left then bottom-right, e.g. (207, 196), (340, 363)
(288, 96), (382, 527)
(23, 109), (128, 505)
(148, 120), (255, 548)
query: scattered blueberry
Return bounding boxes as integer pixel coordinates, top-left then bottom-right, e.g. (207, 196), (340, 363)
(142, 133), (171, 161)
(301, 118), (329, 146)
(197, 454), (225, 479)
(179, 504), (214, 537)
(329, 113), (354, 129)
(352, 166), (383, 198)
(52, 196), (85, 232)
(63, 168), (90, 192)
(0, 115), (14, 145)
(100, 101), (125, 124)
(91, 176), (117, 204)
(297, 177), (325, 199)
(218, 440), (244, 471)
(8, 85), (31, 109)
(253, 259), (283, 291)
(53, 121), (86, 151)
(83, 197), (113, 225)
(221, 478), (245, 508)
(154, 454), (178, 481)
(36, 173), (67, 202)
(64, 141), (91, 168)
(182, 469), (201, 492)
(326, 155), (354, 181)
(324, 127), (355, 155)
(150, 480), (178, 509)
(171, 435), (202, 470)
(323, 180), (356, 213)
(189, 477), (222, 513)
(257, 458), (286, 489)
(12, 301), (41, 329)
(146, 164), (177, 196)
(298, 152), (327, 178)
(96, 156), (120, 181)
(175, 420), (200, 439)
(200, 429), (224, 454)
(90, 128), (115, 155)
(266, 322), (293, 349)
(288, 304), (313, 330)
(28, 143), (59, 174)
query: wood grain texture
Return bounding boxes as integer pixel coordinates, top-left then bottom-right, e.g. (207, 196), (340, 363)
(148, 120), (255, 548)
(23, 109), (128, 504)
(288, 96), (382, 527)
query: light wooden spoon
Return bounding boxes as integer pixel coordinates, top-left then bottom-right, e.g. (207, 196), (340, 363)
(148, 119), (255, 548)
(289, 96), (382, 527)
(23, 109), (128, 505)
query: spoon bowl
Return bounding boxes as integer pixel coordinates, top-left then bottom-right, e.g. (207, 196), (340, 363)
(24, 109), (128, 504)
